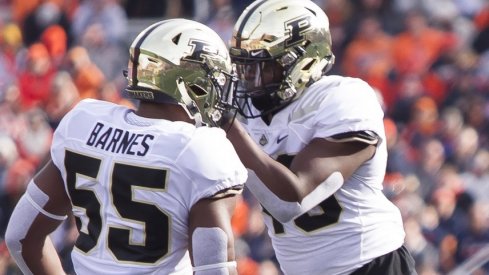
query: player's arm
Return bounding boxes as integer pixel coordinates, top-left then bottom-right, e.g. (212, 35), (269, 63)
(188, 193), (238, 275)
(225, 120), (376, 222)
(5, 158), (71, 275)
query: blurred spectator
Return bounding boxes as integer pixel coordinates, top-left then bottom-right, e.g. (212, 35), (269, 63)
(10, 0), (41, 25)
(72, 0), (127, 46)
(40, 24), (67, 68)
(464, 96), (489, 146)
(3, 157), (36, 217)
(452, 0), (486, 19)
(389, 74), (425, 124)
(341, 15), (396, 108)
(437, 107), (465, 162)
(0, 134), (18, 238)
(443, 50), (482, 106)
(65, 46), (105, 100)
(384, 117), (416, 177)
(391, 0), (423, 15)
(99, 82), (134, 109)
(15, 108), (52, 167)
(258, 260), (281, 275)
(124, 0), (195, 19)
(322, 0), (355, 72)
(391, 9), (457, 76)
(78, 22), (127, 86)
(403, 216), (440, 274)
(349, 0), (405, 35)
(436, 165), (467, 197)
(124, 0), (165, 18)
(18, 42), (56, 110)
(44, 71), (80, 128)
(450, 126), (479, 172)
(235, 238), (260, 275)
(401, 96), (441, 150)
(0, 85), (27, 141)
(430, 186), (469, 241)
(0, 23), (23, 96)
(21, 0), (72, 47)
(455, 201), (489, 273)
(0, 237), (20, 274)
(231, 194), (250, 239)
(240, 189), (276, 274)
(230, 0), (254, 20)
(414, 138), (446, 199)
(204, 0), (235, 45)
(0, 134), (18, 184)
(462, 149), (489, 204)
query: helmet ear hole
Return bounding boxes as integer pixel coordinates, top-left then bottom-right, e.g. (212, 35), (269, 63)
(189, 84), (208, 97)
(172, 33), (181, 44)
(302, 59), (315, 71)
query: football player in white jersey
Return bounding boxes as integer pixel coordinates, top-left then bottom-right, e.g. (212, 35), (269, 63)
(221, 0), (417, 274)
(5, 19), (247, 275)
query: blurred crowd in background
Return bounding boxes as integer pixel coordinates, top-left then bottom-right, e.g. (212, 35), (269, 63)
(0, 0), (489, 274)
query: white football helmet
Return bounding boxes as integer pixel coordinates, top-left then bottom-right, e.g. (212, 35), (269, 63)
(230, 0), (335, 118)
(125, 19), (237, 126)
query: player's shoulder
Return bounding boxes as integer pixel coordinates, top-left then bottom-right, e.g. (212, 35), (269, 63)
(186, 126), (231, 152)
(70, 98), (125, 116)
(293, 75), (380, 114)
(182, 126), (242, 168)
(286, 75), (384, 136)
(304, 75), (375, 101)
(177, 126), (247, 195)
(56, 98), (132, 137)
(63, 98), (130, 124)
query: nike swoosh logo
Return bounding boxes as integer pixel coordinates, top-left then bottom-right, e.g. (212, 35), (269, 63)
(250, 50), (264, 57)
(277, 135), (288, 144)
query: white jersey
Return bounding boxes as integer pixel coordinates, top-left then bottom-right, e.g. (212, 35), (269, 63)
(50, 99), (247, 275)
(242, 76), (405, 275)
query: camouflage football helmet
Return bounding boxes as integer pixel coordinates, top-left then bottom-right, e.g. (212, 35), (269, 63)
(230, 0), (335, 118)
(125, 19), (237, 126)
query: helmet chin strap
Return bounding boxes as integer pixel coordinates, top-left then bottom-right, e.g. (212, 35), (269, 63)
(176, 77), (204, 127)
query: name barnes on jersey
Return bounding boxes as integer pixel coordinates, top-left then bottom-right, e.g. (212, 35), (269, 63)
(86, 122), (155, 156)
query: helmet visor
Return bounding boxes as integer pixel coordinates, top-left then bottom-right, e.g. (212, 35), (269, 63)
(232, 58), (293, 118)
(235, 59), (284, 94)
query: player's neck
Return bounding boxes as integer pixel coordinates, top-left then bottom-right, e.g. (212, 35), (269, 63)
(136, 101), (194, 123)
(261, 114), (273, 125)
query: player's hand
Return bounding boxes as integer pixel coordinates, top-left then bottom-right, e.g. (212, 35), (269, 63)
(216, 109), (238, 129)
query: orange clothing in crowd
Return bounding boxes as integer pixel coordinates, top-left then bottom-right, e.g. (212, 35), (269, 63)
(11, 0), (41, 24)
(342, 17), (395, 108)
(392, 24), (457, 76)
(18, 43), (56, 110)
(231, 196), (250, 237)
(342, 19), (394, 79)
(237, 257), (260, 275)
(73, 63), (105, 99)
(41, 25), (68, 65)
